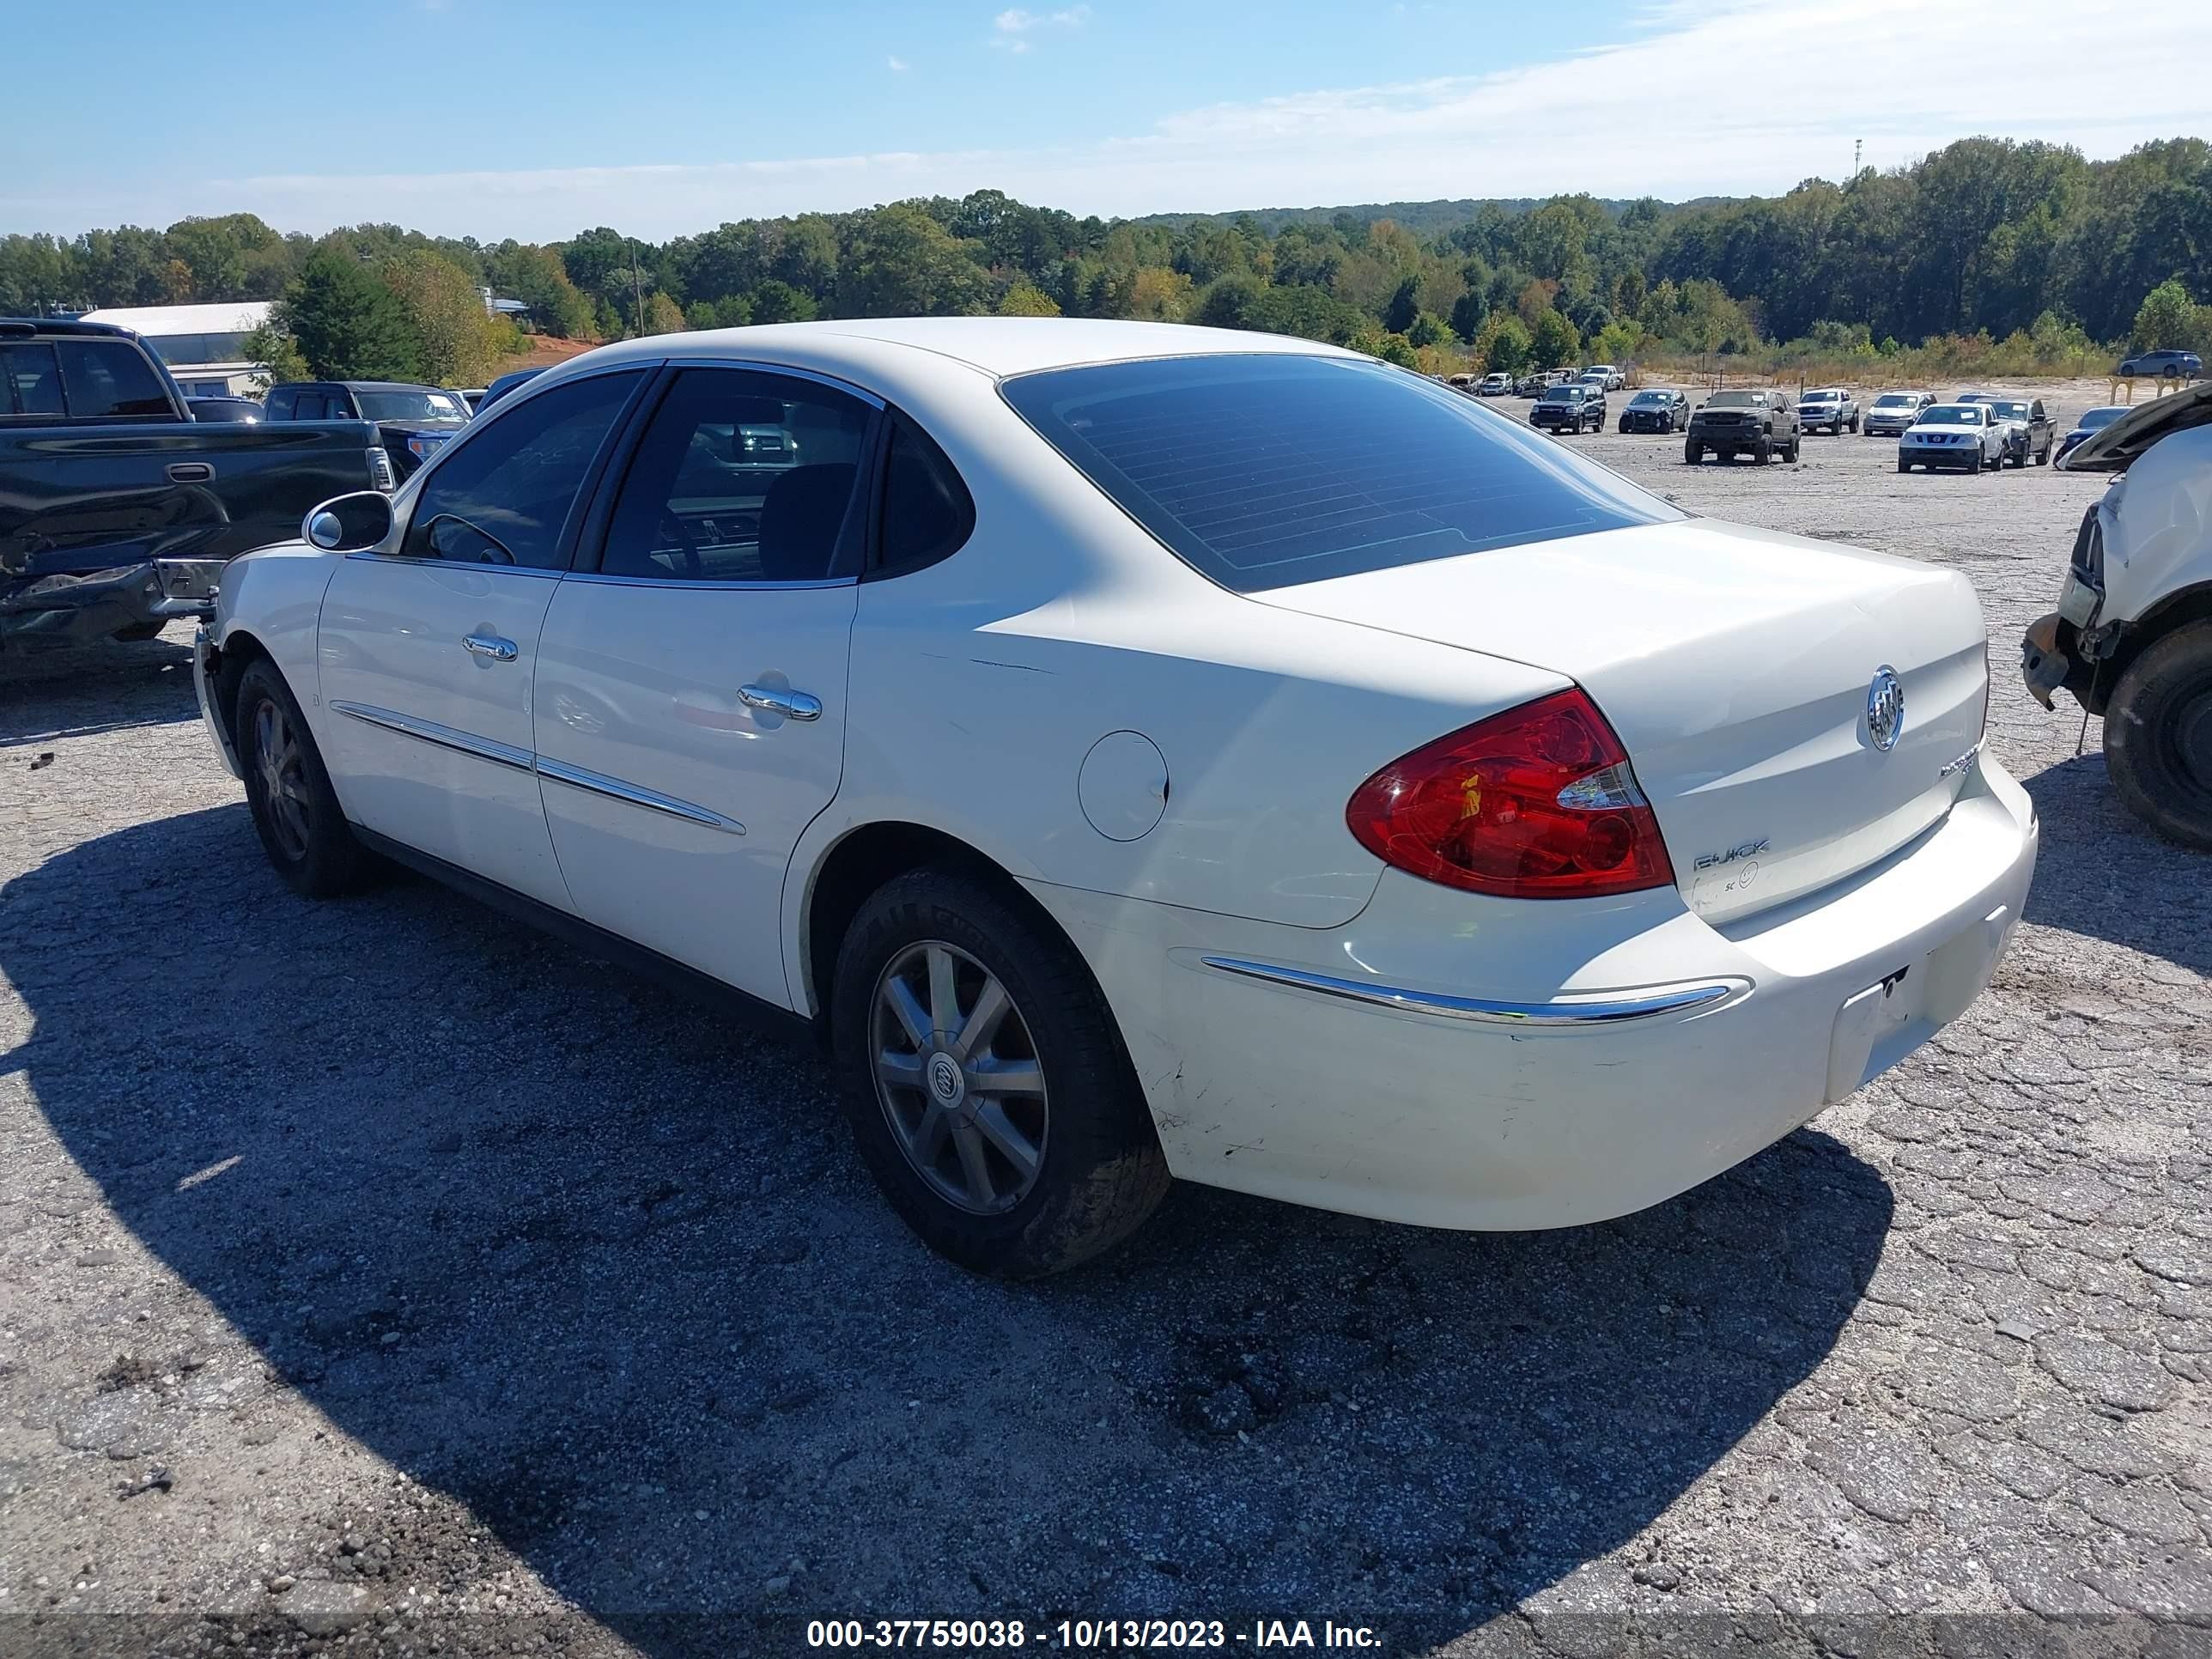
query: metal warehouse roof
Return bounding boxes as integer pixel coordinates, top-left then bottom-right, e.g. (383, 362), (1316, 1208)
(76, 301), (274, 335)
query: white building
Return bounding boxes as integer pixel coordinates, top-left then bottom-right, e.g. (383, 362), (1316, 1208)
(76, 301), (275, 398)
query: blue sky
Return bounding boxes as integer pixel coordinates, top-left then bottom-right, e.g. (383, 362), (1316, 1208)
(8, 0), (2209, 240)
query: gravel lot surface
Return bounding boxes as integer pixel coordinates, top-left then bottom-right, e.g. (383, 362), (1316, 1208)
(3, 383), (2208, 1657)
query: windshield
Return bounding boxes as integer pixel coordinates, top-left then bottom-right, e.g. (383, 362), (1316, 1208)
(2077, 406), (2125, 430)
(356, 389), (470, 424)
(1630, 392), (1668, 404)
(1706, 392), (1759, 407)
(1993, 401), (2030, 419)
(1919, 405), (1983, 424)
(1874, 394), (1916, 407)
(1001, 354), (1684, 594)
(1802, 391), (1840, 402)
(1547, 386), (1586, 400)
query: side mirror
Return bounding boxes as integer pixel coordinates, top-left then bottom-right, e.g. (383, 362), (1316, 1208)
(303, 490), (395, 553)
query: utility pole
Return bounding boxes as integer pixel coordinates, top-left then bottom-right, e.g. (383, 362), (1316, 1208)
(630, 241), (646, 337)
(1854, 139), (1863, 175)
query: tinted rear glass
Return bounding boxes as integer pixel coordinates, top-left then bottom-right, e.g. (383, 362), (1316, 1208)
(1001, 354), (1681, 593)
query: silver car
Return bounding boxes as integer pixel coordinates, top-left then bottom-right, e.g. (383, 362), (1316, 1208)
(1864, 390), (1936, 437)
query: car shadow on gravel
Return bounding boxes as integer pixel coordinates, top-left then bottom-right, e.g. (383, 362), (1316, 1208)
(0, 637), (201, 746)
(2020, 754), (2212, 973)
(5, 805), (1894, 1648)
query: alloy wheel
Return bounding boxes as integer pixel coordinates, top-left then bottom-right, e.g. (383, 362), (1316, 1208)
(252, 697), (312, 860)
(871, 939), (1049, 1215)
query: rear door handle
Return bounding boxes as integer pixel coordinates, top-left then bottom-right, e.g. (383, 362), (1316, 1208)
(738, 684), (823, 721)
(463, 633), (519, 662)
(167, 462), (214, 483)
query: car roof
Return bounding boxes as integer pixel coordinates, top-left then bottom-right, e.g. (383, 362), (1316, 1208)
(0, 317), (138, 340)
(562, 318), (1361, 382)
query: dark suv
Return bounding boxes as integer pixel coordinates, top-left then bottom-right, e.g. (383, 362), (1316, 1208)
(265, 381), (472, 480)
(1685, 389), (1801, 464)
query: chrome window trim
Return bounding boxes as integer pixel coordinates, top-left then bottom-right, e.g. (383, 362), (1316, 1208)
(327, 701), (533, 771)
(558, 571), (856, 592)
(659, 356), (887, 409)
(533, 757), (745, 835)
(341, 551), (563, 578)
(1199, 957), (1750, 1027)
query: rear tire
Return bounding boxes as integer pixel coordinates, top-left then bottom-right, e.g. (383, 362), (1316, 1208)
(1784, 434), (1802, 462)
(830, 869), (1172, 1278)
(2103, 622), (2212, 850)
(235, 659), (371, 899)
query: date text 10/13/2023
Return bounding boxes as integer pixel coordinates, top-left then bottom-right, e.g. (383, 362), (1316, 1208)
(805, 1618), (1383, 1649)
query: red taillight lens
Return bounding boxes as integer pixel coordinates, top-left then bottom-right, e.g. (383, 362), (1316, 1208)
(1346, 688), (1675, 900)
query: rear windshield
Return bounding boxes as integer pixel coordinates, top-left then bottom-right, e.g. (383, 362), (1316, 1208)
(1000, 354), (1682, 593)
(356, 389), (470, 424)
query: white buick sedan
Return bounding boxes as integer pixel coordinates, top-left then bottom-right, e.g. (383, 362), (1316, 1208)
(196, 319), (2038, 1276)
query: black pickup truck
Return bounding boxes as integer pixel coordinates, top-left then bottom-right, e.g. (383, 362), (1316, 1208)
(2, 319), (394, 650)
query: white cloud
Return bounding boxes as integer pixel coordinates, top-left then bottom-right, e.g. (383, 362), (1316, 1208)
(10, 0), (2207, 240)
(994, 5), (1090, 32)
(991, 5), (1088, 47)
(888, 55), (909, 71)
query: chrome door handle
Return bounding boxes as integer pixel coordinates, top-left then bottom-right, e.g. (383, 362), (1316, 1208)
(462, 633), (519, 662)
(738, 684), (823, 721)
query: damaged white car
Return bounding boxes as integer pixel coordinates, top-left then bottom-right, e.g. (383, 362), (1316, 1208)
(2025, 384), (2212, 848)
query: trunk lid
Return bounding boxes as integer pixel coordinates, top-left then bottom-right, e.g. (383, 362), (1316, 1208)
(1255, 518), (1990, 924)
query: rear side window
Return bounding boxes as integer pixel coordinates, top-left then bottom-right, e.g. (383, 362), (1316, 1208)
(876, 417), (975, 574)
(0, 343), (66, 417)
(402, 370), (644, 569)
(1000, 355), (1680, 593)
(55, 340), (172, 417)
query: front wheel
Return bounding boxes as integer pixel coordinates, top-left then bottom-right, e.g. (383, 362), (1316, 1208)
(830, 870), (1171, 1277)
(1685, 440), (1704, 465)
(1753, 437), (1772, 465)
(1898, 457), (1912, 472)
(235, 659), (371, 898)
(2104, 622), (2212, 850)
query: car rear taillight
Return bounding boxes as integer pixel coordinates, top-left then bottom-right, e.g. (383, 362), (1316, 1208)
(1346, 689), (1674, 900)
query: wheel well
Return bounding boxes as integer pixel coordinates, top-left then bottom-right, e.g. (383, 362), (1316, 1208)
(210, 628), (271, 754)
(2096, 582), (2212, 713)
(800, 823), (1046, 1029)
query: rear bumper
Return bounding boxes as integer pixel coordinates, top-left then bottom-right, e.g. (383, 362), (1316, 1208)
(1030, 753), (2036, 1231)
(0, 559), (222, 651)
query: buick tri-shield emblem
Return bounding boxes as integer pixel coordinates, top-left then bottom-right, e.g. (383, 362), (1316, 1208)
(1867, 665), (1905, 752)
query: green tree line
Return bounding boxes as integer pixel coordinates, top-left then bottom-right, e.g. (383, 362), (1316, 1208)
(6, 134), (2209, 384)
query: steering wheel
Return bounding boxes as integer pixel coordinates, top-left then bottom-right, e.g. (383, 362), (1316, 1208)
(657, 508), (704, 580)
